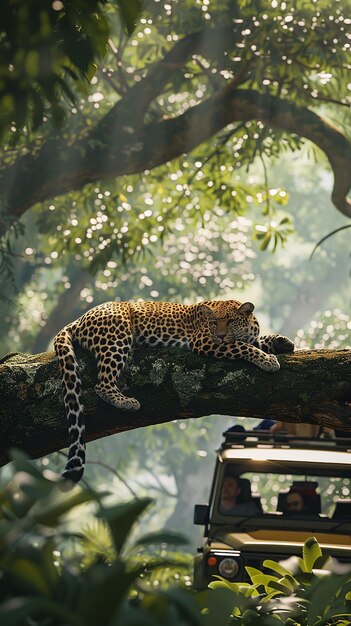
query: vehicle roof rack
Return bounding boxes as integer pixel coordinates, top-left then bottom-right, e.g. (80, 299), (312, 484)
(221, 429), (351, 452)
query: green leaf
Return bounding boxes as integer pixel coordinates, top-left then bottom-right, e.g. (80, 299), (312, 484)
(245, 566), (278, 590)
(84, 62), (98, 82)
(296, 556), (307, 573)
(54, 75), (77, 106)
(208, 578), (242, 592)
(116, 0), (143, 35)
(306, 574), (350, 625)
(97, 497), (153, 554)
(78, 562), (140, 626)
(31, 486), (98, 526)
(263, 559), (297, 579)
(245, 565), (269, 581)
(62, 65), (79, 81)
(9, 449), (44, 479)
(199, 587), (243, 625)
(241, 608), (262, 624)
(7, 558), (52, 597)
(302, 537), (323, 573)
(259, 233), (272, 251)
(268, 579), (294, 595)
(313, 554), (333, 570)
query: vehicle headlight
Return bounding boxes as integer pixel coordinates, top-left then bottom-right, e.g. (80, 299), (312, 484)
(218, 557), (239, 578)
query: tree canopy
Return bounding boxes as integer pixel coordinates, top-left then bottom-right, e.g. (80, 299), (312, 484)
(0, 0), (350, 246)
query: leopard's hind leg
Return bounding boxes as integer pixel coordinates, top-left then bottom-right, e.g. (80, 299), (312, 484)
(75, 301), (140, 411)
(94, 336), (140, 411)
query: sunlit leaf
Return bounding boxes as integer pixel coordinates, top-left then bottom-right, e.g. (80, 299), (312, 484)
(302, 537), (323, 573)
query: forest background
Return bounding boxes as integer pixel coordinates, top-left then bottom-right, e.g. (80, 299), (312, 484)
(0, 0), (350, 554)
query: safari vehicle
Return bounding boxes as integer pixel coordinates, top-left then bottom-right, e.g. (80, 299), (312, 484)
(193, 429), (351, 589)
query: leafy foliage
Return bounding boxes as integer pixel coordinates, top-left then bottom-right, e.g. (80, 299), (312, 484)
(295, 309), (351, 350)
(0, 452), (193, 625)
(1, 455), (351, 626)
(208, 537), (351, 625)
(2, 0), (350, 145)
(0, 0), (106, 140)
(0, 0), (144, 140)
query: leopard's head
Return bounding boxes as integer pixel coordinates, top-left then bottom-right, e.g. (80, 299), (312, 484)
(199, 300), (260, 344)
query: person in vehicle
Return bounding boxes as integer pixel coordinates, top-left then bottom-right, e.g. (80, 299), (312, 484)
(284, 486), (320, 516)
(285, 489), (306, 514)
(219, 475), (260, 515)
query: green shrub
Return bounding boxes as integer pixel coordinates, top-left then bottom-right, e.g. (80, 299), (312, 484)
(1, 453), (351, 626)
(0, 452), (193, 625)
(208, 537), (351, 625)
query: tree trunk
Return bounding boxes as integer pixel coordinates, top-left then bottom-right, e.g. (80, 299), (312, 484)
(0, 347), (350, 467)
(30, 267), (91, 354)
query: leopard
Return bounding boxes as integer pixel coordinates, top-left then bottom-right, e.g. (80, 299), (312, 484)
(54, 299), (294, 483)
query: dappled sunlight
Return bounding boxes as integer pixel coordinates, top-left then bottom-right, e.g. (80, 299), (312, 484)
(295, 309), (351, 350)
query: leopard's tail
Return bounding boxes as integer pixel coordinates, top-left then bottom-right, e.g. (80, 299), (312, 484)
(54, 324), (85, 483)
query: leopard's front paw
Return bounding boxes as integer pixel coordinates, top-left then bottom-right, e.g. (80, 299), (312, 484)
(261, 354), (280, 372)
(272, 335), (295, 354)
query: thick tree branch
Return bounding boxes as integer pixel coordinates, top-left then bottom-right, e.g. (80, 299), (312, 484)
(139, 87), (351, 217)
(95, 26), (234, 133)
(0, 347), (350, 468)
(0, 25), (233, 235)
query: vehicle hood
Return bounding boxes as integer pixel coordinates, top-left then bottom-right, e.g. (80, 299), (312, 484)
(213, 529), (351, 556)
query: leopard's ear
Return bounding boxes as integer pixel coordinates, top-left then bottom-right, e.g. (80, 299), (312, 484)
(199, 304), (215, 318)
(239, 302), (255, 317)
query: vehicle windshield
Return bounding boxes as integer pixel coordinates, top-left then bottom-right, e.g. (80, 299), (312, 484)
(218, 465), (351, 520)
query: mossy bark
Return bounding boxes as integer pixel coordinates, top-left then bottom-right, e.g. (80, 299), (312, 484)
(0, 347), (350, 466)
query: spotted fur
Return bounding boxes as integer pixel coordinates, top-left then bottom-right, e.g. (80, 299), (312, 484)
(54, 299), (294, 482)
